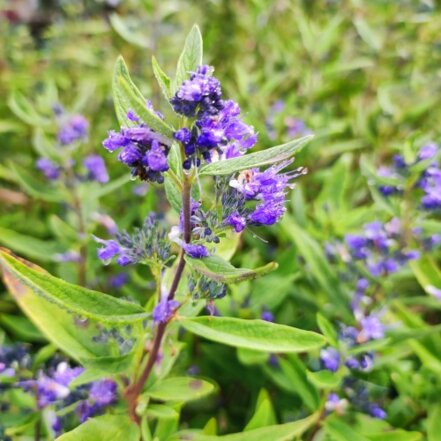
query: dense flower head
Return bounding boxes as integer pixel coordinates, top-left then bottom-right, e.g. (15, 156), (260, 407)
(83, 155), (109, 183)
(188, 275), (227, 300)
(171, 66), (257, 166)
(345, 218), (419, 277)
(95, 214), (171, 267)
(103, 110), (171, 182)
(58, 114), (89, 146)
(377, 142), (441, 211)
(223, 160), (307, 230)
(36, 158), (60, 180)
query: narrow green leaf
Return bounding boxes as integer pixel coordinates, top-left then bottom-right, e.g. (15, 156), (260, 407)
(316, 313), (338, 346)
(0, 227), (64, 262)
(152, 56), (172, 100)
(410, 256), (441, 296)
(306, 370), (340, 389)
(146, 404), (179, 419)
(170, 413), (318, 441)
(143, 377), (215, 402)
(8, 162), (67, 202)
(199, 135), (312, 176)
(367, 430), (423, 441)
(185, 255), (277, 284)
(179, 316), (326, 353)
(57, 415), (140, 441)
(8, 91), (49, 126)
(0, 249), (149, 324)
(164, 173), (183, 213)
(244, 389), (276, 431)
(324, 416), (370, 441)
(428, 404), (441, 441)
(113, 56), (174, 137)
(174, 25), (203, 93)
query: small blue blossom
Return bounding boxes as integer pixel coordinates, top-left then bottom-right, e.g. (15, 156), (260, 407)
(83, 155), (109, 183)
(36, 158), (60, 180)
(153, 298), (180, 323)
(320, 347), (341, 372)
(58, 114), (88, 145)
(183, 243), (210, 258)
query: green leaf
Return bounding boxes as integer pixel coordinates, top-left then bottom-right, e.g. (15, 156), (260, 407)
(109, 13), (151, 49)
(92, 174), (131, 198)
(0, 249), (145, 363)
(8, 162), (68, 202)
(146, 404), (179, 419)
(244, 389), (276, 431)
(142, 376), (215, 402)
(170, 413), (318, 441)
(0, 314), (45, 342)
(185, 255), (277, 284)
(410, 256), (441, 296)
(0, 227), (64, 262)
(367, 430), (423, 441)
(0, 249), (149, 324)
(8, 91), (49, 126)
(113, 56), (174, 137)
(199, 136), (312, 177)
(237, 347), (269, 365)
(324, 416), (370, 441)
(306, 370), (340, 389)
(179, 316), (326, 353)
(428, 404), (441, 441)
(56, 415), (140, 441)
(152, 56), (172, 100)
(316, 313), (338, 346)
(173, 25), (203, 93)
(164, 173), (183, 213)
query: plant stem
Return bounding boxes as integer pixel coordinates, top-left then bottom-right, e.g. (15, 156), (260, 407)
(125, 174), (192, 424)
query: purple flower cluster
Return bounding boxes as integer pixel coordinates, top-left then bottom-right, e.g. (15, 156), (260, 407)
(103, 110), (171, 182)
(152, 298), (180, 323)
(36, 158), (60, 180)
(58, 114), (89, 146)
(345, 219), (419, 277)
(171, 66), (257, 167)
(13, 357), (117, 434)
(224, 160), (307, 231)
(95, 214), (171, 266)
(378, 142), (441, 211)
(83, 155), (109, 183)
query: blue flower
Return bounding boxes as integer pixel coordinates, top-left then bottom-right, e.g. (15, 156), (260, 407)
(83, 155), (109, 183)
(183, 243), (210, 258)
(36, 158), (60, 180)
(153, 298), (180, 323)
(58, 114), (88, 145)
(320, 347), (341, 372)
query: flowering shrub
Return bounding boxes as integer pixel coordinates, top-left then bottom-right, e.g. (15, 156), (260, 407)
(1, 3), (441, 440)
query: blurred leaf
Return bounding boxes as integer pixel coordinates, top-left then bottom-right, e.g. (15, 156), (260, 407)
(8, 162), (68, 202)
(8, 91), (49, 126)
(57, 415), (140, 441)
(324, 416), (370, 441)
(0, 227), (64, 262)
(244, 389), (276, 431)
(428, 404), (441, 441)
(142, 376), (215, 402)
(170, 413), (318, 440)
(179, 316), (326, 353)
